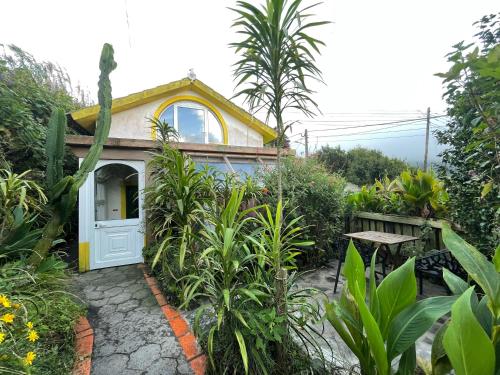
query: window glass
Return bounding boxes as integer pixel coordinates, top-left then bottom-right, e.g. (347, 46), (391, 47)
(207, 110), (223, 144)
(94, 164), (138, 221)
(178, 106), (205, 143)
(158, 102), (224, 144)
(230, 162), (257, 177)
(159, 105), (174, 127)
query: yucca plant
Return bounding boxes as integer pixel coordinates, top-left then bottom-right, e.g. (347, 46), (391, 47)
(325, 241), (457, 375)
(28, 43), (116, 267)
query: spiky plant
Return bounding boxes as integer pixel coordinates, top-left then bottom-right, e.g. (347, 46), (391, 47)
(28, 43), (116, 266)
(230, 0), (328, 203)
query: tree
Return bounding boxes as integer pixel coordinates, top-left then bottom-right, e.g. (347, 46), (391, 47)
(435, 13), (499, 253)
(0, 44), (89, 181)
(230, 0), (328, 204)
(230, 0), (328, 366)
(316, 146), (410, 186)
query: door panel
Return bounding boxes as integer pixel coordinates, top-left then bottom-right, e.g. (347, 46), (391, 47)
(89, 160), (144, 270)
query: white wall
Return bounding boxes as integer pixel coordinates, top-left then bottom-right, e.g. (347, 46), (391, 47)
(108, 89), (264, 147)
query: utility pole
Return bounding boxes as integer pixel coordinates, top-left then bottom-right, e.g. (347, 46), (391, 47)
(424, 107), (430, 171)
(304, 129), (309, 158)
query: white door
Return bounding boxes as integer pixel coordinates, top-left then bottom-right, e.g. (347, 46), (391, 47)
(89, 160), (144, 269)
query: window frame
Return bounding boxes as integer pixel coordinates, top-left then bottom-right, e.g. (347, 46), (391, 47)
(160, 100), (223, 144)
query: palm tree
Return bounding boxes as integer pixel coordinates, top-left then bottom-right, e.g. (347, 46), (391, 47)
(230, 0), (328, 202)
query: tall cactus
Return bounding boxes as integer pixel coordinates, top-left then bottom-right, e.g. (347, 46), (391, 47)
(28, 43), (117, 266)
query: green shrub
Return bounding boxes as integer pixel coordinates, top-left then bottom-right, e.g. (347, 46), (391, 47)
(259, 157), (347, 267)
(0, 258), (84, 374)
(0, 44), (85, 182)
(435, 14), (499, 254)
(182, 189), (327, 374)
(316, 146), (410, 186)
(348, 170), (449, 218)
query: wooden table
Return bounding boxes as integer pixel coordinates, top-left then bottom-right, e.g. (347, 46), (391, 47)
(344, 231), (418, 267)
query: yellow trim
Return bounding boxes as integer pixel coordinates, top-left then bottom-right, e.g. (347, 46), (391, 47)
(70, 79), (277, 143)
(78, 242), (90, 272)
(152, 95), (229, 144)
(120, 184), (127, 219)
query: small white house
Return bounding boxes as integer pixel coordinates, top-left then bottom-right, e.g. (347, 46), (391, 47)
(66, 78), (279, 272)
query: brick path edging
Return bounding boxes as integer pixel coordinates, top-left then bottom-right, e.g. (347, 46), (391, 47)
(73, 316), (94, 375)
(138, 264), (207, 375)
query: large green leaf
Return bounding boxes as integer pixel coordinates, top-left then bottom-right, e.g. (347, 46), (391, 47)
(342, 240), (366, 297)
(396, 344), (416, 375)
(443, 287), (495, 375)
(377, 257), (417, 338)
(387, 296), (456, 361)
(353, 282), (389, 375)
(324, 301), (363, 360)
(442, 223), (500, 317)
(431, 322), (453, 375)
(443, 268), (468, 295)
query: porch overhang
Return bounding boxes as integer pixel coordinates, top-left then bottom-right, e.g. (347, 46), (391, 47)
(65, 135), (292, 161)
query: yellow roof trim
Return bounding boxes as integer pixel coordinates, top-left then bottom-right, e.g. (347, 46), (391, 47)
(70, 78), (277, 143)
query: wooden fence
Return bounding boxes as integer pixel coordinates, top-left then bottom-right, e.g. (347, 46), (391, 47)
(347, 211), (449, 250)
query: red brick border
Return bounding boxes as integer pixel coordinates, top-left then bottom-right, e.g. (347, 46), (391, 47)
(138, 264), (207, 375)
(73, 316), (94, 375)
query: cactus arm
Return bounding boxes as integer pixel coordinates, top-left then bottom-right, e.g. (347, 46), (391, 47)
(28, 43), (116, 267)
(73, 43), (116, 188)
(45, 108), (66, 190)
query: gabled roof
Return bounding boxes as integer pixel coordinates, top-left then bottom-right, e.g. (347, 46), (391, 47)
(70, 78), (277, 143)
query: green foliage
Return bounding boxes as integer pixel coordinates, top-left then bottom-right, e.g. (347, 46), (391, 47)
(28, 43), (116, 266)
(0, 170), (47, 261)
(316, 146), (410, 186)
(144, 144), (215, 304)
(259, 156), (347, 267)
(181, 189), (325, 374)
(429, 225), (500, 375)
(0, 257), (84, 374)
(325, 241), (456, 375)
(231, 0), (328, 204)
(435, 13), (499, 253)
(0, 44), (86, 181)
(348, 170), (448, 218)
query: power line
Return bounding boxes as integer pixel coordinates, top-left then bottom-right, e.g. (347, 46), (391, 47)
(311, 125), (443, 139)
(303, 116), (446, 133)
(313, 134), (428, 142)
(299, 114), (447, 126)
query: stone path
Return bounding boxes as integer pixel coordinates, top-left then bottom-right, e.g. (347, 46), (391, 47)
(73, 265), (193, 375)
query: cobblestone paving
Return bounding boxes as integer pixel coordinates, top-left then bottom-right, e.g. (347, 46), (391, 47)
(73, 265), (193, 375)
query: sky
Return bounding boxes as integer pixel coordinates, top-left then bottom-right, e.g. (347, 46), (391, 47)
(1, 0), (497, 165)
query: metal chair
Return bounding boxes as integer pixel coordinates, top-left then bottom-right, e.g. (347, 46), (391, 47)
(333, 238), (388, 294)
(415, 249), (466, 295)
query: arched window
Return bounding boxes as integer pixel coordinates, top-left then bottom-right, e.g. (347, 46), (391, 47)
(158, 101), (224, 144)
